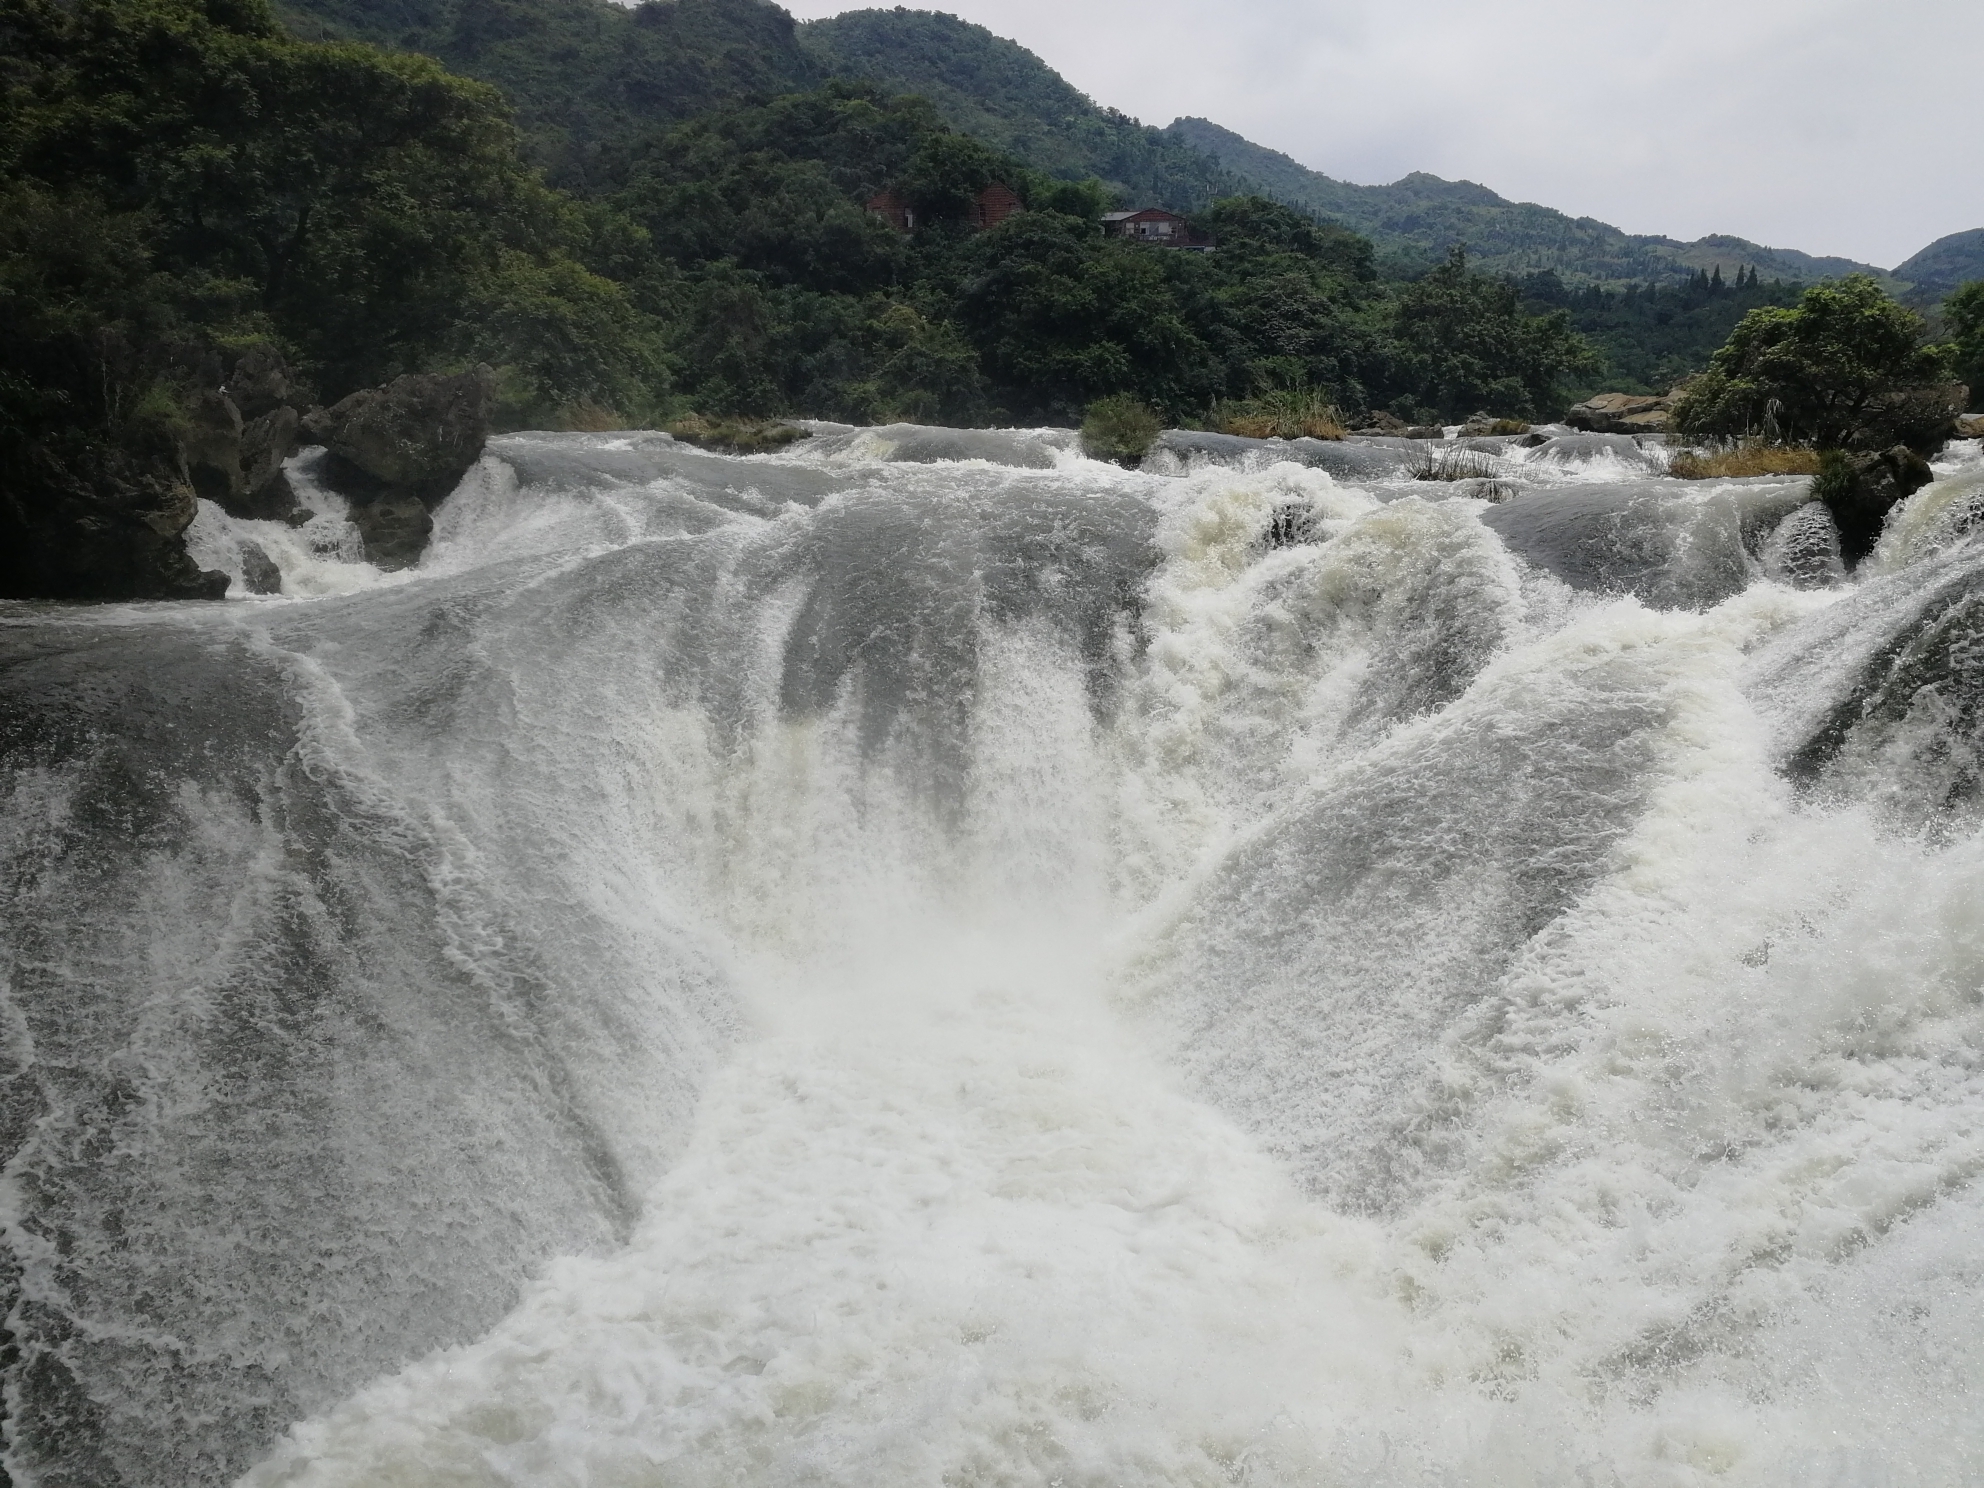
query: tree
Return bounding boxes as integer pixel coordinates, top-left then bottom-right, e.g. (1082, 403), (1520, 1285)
(1383, 247), (1598, 421)
(1672, 274), (1959, 450)
(1944, 280), (1984, 412)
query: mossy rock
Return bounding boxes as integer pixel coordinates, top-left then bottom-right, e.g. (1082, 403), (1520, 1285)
(664, 415), (812, 454)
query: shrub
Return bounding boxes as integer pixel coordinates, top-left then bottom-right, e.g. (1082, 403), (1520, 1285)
(1213, 387), (1346, 440)
(1668, 444), (1823, 479)
(1081, 394), (1162, 467)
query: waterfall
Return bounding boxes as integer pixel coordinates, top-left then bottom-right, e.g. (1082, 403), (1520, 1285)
(4, 428), (1983, 1487)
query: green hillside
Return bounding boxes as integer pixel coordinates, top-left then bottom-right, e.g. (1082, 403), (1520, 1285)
(797, 8), (1240, 210)
(1894, 229), (1984, 297)
(277, 0), (822, 180)
(1166, 116), (1897, 291)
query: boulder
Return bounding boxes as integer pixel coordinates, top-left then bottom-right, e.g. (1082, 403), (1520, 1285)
(304, 366), (495, 497)
(301, 367), (495, 569)
(1952, 413), (1984, 440)
(238, 540), (283, 595)
(176, 347), (307, 520)
(1403, 425), (1446, 440)
(1817, 445), (1936, 565)
(1565, 391), (1673, 434)
(0, 439), (228, 601)
(225, 344), (300, 422)
(181, 388), (246, 505)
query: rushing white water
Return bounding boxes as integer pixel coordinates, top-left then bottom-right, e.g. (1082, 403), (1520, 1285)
(4, 430), (1983, 1488)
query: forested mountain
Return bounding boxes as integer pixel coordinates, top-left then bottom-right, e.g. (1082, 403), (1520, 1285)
(276, 0), (821, 182)
(1895, 230), (1984, 300)
(789, 9), (1904, 291)
(797, 8), (1240, 211)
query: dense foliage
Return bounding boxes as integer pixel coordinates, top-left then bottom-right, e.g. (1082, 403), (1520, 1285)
(1671, 276), (1958, 450)
(798, 8), (1238, 212)
(0, 0), (658, 419)
(1518, 266), (1805, 395)
(1944, 280), (1984, 411)
(277, 0), (821, 186)
(0, 0), (1608, 457)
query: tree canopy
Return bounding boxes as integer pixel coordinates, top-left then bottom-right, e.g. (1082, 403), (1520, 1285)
(1672, 275), (1958, 450)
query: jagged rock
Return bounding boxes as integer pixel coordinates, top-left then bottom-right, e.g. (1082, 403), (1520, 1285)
(0, 440), (228, 601)
(304, 366), (494, 496)
(182, 388), (246, 505)
(238, 541), (283, 595)
(239, 407), (300, 503)
(176, 348), (307, 520)
(1565, 391), (1673, 434)
(1819, 445), (1936, 565)
(342, 490), (436, 570)
(300, 367), (494, 569)
(283, 507), (317, 528)
(225, 344), (298, 421)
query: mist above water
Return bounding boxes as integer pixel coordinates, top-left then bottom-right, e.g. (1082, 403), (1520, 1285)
(5, 425), (1984, 1487)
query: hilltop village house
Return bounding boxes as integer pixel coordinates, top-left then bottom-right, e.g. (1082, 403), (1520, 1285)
(865, 190), (1207, 245)
(1102, 207), (1186, 242)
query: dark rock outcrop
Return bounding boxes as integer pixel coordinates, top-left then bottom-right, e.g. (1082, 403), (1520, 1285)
(0, 440), (228, 601)
(301, 367), (495, 569)
(1816, 445), (1936, 565)
(238, 541), (283, 596)
(179, 348), (310, 521)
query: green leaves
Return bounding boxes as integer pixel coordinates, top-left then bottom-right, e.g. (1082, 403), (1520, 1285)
(1673, 275), (1958, 449)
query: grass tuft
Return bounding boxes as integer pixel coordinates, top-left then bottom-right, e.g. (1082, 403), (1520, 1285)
(1213, 388), (1347, 441)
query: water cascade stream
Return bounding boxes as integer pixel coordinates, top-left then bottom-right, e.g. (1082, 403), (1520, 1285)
(4, 426), (1983, 1487)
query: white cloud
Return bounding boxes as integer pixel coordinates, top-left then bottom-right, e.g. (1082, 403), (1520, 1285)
(780, 0), (1984, 268)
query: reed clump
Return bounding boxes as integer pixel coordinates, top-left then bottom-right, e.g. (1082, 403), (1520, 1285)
(1668, 443), (1822, 479)
(1412, 448), (1499, 482)
(664, 414), (812, 454)
(1213, 388), (1347, 441)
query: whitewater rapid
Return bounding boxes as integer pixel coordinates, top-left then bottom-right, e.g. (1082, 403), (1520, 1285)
(4, 428), (1984, 1487)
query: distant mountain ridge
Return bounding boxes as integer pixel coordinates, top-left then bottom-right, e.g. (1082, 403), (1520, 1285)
(1166, 116), (1900, 289)
(803, 8), (1944, 292)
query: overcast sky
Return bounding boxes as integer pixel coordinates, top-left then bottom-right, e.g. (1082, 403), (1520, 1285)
(780, 0), (1982, 270)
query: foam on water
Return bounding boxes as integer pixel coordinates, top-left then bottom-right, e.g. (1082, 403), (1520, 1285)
(3, 429), (1982, 1487)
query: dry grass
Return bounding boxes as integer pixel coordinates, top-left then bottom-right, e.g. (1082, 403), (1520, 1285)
(1669, 444), (1822, 479)
(664, 414), (812, 454)
(1214, 389), (1347, 441)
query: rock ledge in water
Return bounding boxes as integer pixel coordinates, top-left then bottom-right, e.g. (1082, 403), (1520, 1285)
(302, 366), (496, 568)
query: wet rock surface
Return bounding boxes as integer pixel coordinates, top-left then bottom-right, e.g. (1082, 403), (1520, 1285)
(1820, 445), (1935, 565)
(302, 367), (497, 569)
